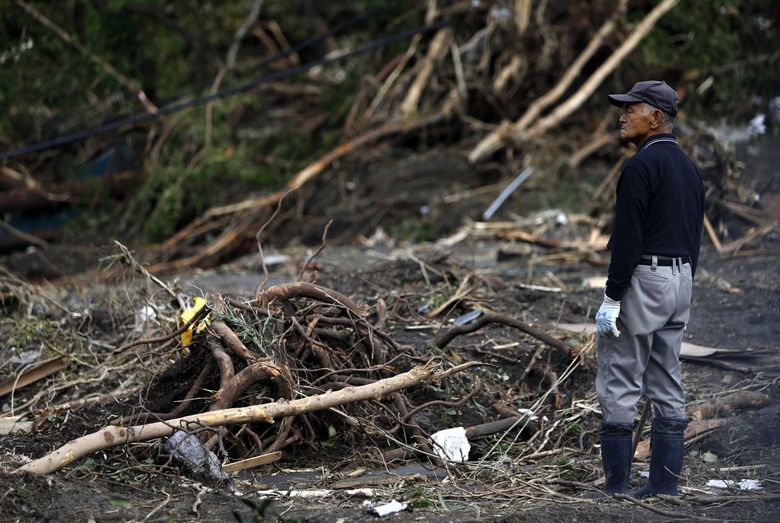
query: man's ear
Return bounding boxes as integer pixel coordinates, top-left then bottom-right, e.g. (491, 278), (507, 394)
(651, 109), (662, 130)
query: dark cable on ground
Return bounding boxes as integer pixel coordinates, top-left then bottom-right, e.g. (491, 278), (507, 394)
(1, 19), (451, 162)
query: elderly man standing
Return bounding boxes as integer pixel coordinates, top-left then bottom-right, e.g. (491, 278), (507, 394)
(594, 81), (704, 498)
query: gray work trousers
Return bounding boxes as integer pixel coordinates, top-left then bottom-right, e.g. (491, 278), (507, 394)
(597, 258), (693, 425)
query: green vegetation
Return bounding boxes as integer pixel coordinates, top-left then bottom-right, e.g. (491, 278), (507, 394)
(1, 0), (777, 243)
(138, 145), (284, 241)
(627, 0), (779, 113)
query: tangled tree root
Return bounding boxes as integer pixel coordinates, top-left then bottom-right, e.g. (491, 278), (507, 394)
(95, 281), (475, 467)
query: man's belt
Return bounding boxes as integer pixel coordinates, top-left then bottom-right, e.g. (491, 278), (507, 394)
(638, 255), (690, 267)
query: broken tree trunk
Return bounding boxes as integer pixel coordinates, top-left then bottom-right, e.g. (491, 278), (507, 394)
(468, 0), (678, 162)
(400, 28), (453, 116)
(18, 363), (442, 475)
(148, 111), (448, 273)
(524, 0), (680, 139)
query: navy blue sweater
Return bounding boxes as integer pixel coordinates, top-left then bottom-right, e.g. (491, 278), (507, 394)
(605, 133), (705, 301)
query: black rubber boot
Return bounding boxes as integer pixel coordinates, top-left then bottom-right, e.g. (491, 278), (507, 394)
(631, 417), (687, 498)
(585, 423), (633, 498)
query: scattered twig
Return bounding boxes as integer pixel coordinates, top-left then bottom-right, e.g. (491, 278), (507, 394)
(433, 312), (572, 357)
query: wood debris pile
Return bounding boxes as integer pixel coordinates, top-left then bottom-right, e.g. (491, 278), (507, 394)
(11, 256), (591, 476)
(131, 280), (446, 464)
(134, 0), (687, 273)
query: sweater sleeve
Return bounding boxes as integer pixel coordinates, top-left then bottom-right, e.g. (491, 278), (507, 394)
(605, 163), (652, 300)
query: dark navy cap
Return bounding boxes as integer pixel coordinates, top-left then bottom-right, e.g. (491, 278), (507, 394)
(608, 80), (679, 116)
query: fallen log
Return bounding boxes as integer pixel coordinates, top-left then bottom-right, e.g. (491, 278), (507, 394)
(689, 391), (772, 420)
(18, 363), (443, 475)
(464, 414), (538, 439)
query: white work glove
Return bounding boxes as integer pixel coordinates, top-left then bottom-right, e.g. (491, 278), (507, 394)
(596, 295), (621, 338)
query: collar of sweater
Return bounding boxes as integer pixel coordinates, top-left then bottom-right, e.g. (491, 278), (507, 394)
(638, 133), (677, 150)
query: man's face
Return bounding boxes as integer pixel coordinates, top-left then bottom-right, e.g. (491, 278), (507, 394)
(618, 102), (658, 145)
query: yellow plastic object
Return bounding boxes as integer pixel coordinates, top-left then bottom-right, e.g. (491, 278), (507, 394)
(180, 297), (210, 347)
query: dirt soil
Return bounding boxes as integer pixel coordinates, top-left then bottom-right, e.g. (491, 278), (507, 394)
(1, 139), (779, 522)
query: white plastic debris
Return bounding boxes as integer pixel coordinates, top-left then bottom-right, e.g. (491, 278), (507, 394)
(9, 348), (41, 366)
(517, 408), (538, 421)
(738, 479), (762, 491)
(747, 113), (767, 136)
(262, 254), (292, 266)
(429, 427), (470, 463)
(517, 408), (548, 422)
(255, 488), (373, 498)
(706, 479), (762, 491)
(365, 500), (409, 517)
(707, 479), (732, 488)
(133, 305), (157, 334)
(582, 275), (608, 289)
(450, 309), (483, 325)
(483, 167), (534, 220)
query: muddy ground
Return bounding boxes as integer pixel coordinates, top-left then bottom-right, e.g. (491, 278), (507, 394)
(1, 137), (779, 522)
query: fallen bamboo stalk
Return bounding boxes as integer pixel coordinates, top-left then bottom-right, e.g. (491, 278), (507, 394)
(513, 0), (626, 133)
(568, 133), (614, 168)
(400, 29), (453, 116)
(702, 214), (724, 252)
(465, 414), (538, 439)
(207, 112), (447, 221)
(718, 222), (775, 255)
(716, 199), (769, 225)
(222, 451), (282, 473)
(18, 363), (442, 475)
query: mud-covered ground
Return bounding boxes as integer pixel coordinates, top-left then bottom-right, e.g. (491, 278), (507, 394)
(1, 137), (779, 522)
(1, 229), (778, 522)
